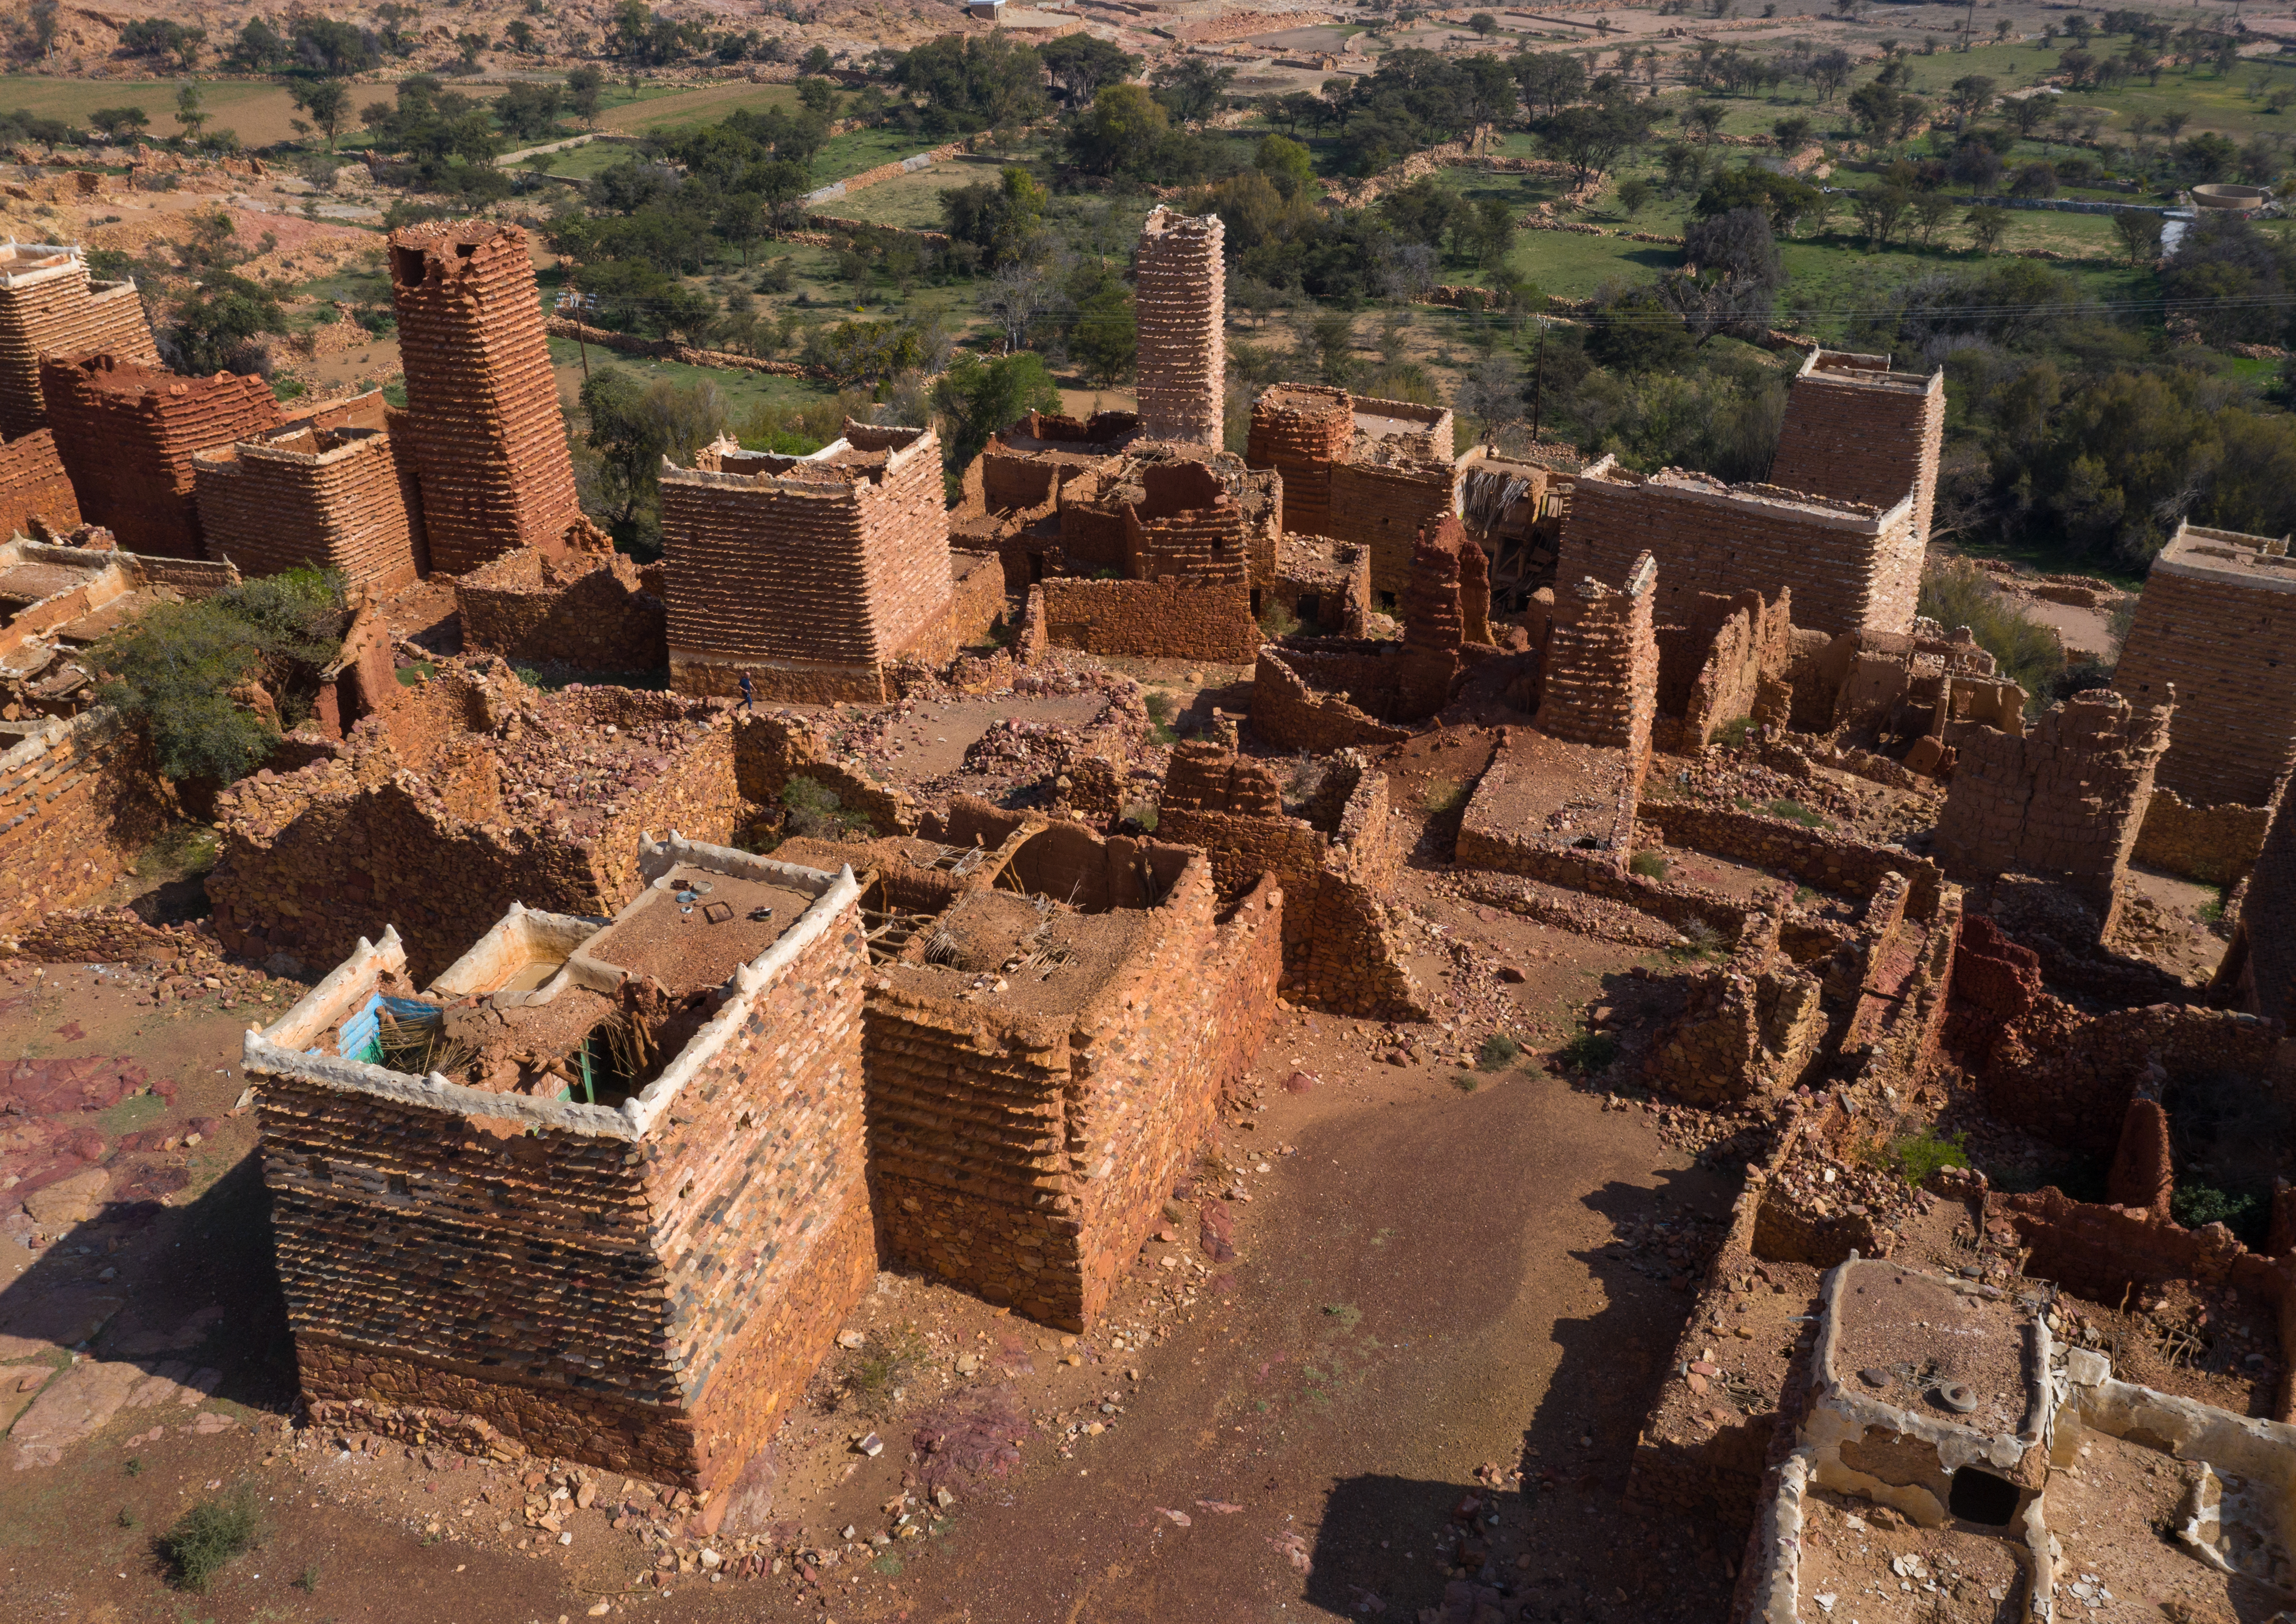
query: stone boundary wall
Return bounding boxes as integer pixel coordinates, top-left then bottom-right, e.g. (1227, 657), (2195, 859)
(456, 544), (667, 673)
(545, 317), (828, 380)
(1037, 578), (1260, 664)
(0, 904), (219, 963)
(0, 709), (172, 936)
(0, 426), (80, 537)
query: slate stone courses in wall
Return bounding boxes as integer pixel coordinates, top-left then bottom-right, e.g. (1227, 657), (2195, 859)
(0, 247), (159, 438)
(2114, 547), (2296, 809)
(0, 710), (172, 935)
(1134, 210), (1226, 448)
(0, 427), (80, 537)
(1768, 356), (1945, 556)
(195, 413), (421, 591)
(1037, 578), (1260, 664)
(457, 544), (667, 672)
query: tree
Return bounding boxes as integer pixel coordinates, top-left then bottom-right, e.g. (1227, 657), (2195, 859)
(505, 19), (539, 56)
(1039, 34), (1138, 105)
(495, 81), (565, 143)
(1510, 50), (1587, 119)
(1963, 203), (2010, 254)
(87, 106), (151, 145)
(1848, 81), (1908, 144)
(227, 17), (290, 71)
(1535, 98), (1650, 183)
(978, 258), (1059, 351)
(174, 82), (208, 143)
(1852, 183), (1911, 248)
(1151, 56), (1237, 125)
(1947, 74), (1996, 128)
(2004, 94), (2050, 140)
(1456, 352), (1522, 444)
(92, 568), (347, 785)
(568, 65), (606, 125)
(292, 81), (353, 151)
(580, 368), (729, 552)
(2009, 160), (2058, 199)
(2111, 208), (2165, 266)
(930, 350), (1061, 476)
(1256, 133), (1315, 198)
(1617, 175), (1653, 217)
(1910, 191), (1957, 247)
(1469, 13), (1499, 37)
(1773, 113), (1812, 148)
(1065, 81), (1170, 178)
(1070, 284), (1136, 387)
(1666, 206), (1784, 344)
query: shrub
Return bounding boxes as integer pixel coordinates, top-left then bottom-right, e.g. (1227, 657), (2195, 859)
(1143, 689), (1180, 744)
(1476, 1032), (1521, 1071)
(1421, 775), (1468, 813)
(1918, 563), (2063, 710)
(781, 777), (869, 839)
(1765, 798), (1827, 829)
(1557, 1030), (1619, 1074)
(1715, 714), (1755, 750)
(1629, 850), (1670, 879)
(1886, 1129), (1970, 1190)
(1666, 919), (1726, 962)
(2172, 1182), (2266, 1244)
(159, 1482), (263, 1591)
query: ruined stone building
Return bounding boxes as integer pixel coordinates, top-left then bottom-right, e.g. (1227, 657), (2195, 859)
(457, 538), (667, 674)
(1455, 442), (1579, 609)
(248, 838), (877, 1490)
(1133, 208), (1226, 449)
(0, 531), (242, 717)
(1245, 384), (1458, 602)
(950, 409), (1141, 588)
(1556, 458), (1921, 640)
(1034, 457), (1263, 663)
(39, 354), (281, 558)
(0, 241), (158, 439)
(193, 391), (424, 591)
(208, 663), (746, 981)
(1767, 346), (1946, 549)
(659, 423), (956, 702)
(1934, 689), (2173, 927)
(778, 799), (1282, 1329)
(386, 221), (579, 574)
(2112, 520), (2296, 810)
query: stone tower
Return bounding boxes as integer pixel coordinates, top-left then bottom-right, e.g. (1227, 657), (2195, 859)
(386, 220), (579, 574)
(0, 241), (158, 439)
(1134, 209), (1225, 449)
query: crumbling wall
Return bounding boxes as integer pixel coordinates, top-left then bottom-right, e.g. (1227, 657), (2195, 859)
(41, 353), (282, 558)
(0, 709), (172, 936)
(1643, 956), (1824, 1106)
(944, 549), (1008, 650)
(1536, 550), (1658, 759)
(0, 428), (80, 537)
(2226, 787), (2296, 1027)
(1638, 800), (1944, 912)
(2113, 525), (2296, 809)
(456, 540), (666, 672)
(662, 425), (953, 702)
(387, 220), (580, 572)
(1133, 209), (1225, 448)
(1037, 578), (1259, 664)
(2131, 786), (2272, 886)
(1767, 350), (1945, 550)
(1660, 587), (1792, 753)
(0, 244), (159, 438)
(1248, 649), (1414, 753)
(1271, 535), (1370, 636)
(1557, 460), (1919, 639)
(1933, 690), (2172, 921)
(730, 709), (918, 834)
(1327, 456), (1461, 600)
(193, 400), (421, 590)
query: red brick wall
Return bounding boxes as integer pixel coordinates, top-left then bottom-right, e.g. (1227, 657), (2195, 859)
(0, 427), (80, 536)
(41, 354), (282, 558)
(387, 221), (580, 573)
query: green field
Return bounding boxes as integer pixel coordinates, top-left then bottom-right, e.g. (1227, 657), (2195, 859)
(0, 74), (310, 144)
(591, 78), (807, 137)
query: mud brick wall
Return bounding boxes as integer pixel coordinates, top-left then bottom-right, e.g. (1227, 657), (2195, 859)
(1977, 994), (2281, 1157)
(1327, 457), (1461, 600)
(1248, 649), (1414, 753)
(2113, 551), (2296, 809)
(1934, 691), (2170, 919)
(0, 249), (158, 438)
(0, 710), (172, 936)
(457, 546), (667, 672)
(2132, 787), (2271, 886)
(1537, 551), (1657, 758)
(260, 909), (873, 1490)
(1038, 578), (1260, 664)
(387, 221), (580, 573)
(1558, 464), (1918, 639)
(867, 856), (1282, 1330)
(41, 354), (282, 558)
(194, 422), (421, 591)
(0, 427), (79, 537)
(1768, 357), (1945, 549)
(1133, 209), (1225, 448)
(1661, 588), (1792, 753)
(662, 426), (952, 702)
(1246, 386), (1352, 539)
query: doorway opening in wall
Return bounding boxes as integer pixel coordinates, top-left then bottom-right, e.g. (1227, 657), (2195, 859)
(1250, 588), (1262, 617)
(1379, 591), (1397, 611)
(1948, 1466), (2019, 1526)
(571, 1017), (647, 1108)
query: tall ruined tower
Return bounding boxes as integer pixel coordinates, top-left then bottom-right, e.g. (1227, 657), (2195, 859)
(1134, 209), (1225, 450)
(0, 242), (159, 439)
(386, 220), (578, 573)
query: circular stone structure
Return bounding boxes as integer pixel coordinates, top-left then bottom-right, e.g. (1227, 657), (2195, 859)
(2192, 183), (2271, 211)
